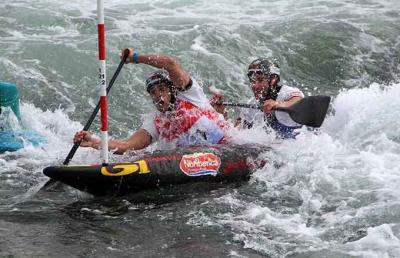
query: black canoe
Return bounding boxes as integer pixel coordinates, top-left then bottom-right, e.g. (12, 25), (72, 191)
(43, 144), (269, 196)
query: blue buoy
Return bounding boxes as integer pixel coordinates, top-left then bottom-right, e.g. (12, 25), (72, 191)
(0, 131), (24, 152)
(0, 81), (21, 120)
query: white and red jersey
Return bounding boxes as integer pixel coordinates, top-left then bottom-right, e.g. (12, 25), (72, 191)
(142, 79), (228, 146)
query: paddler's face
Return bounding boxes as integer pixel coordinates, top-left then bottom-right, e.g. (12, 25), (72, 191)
(149, 84), (172, 112)
(249, 74), (270, 101)
(249, 74), (280, 101)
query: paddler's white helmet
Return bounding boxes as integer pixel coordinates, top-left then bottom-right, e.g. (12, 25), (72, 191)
(247, 58), (280, 81)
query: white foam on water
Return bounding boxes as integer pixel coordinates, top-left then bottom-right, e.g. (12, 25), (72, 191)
(345, 224), (400, 258)
(0, 103), (100, 189)
(190, 82), (400, 256)
(325, 83), (400, 150)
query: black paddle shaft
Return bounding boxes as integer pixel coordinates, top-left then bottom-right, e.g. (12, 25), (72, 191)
(63, 50), (130, 165)
(222, 95), (331, 127)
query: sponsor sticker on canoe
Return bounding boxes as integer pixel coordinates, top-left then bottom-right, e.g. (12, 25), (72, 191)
(101, 160), (150, 176)
(179, 153), (221, 177)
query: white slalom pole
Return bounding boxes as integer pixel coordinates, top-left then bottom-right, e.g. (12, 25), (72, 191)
(97, 0), (108, 164)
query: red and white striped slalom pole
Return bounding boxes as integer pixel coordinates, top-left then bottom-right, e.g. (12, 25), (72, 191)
(97, 0), (108, 164)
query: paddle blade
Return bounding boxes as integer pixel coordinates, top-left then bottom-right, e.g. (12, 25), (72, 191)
(277, 95), (331, 127)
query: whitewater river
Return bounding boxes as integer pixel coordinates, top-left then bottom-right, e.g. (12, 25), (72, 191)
(1, 0), (400, 257)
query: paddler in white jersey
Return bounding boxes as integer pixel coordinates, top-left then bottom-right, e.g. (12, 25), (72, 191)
(74, 48), (229, 154)
(211, 58), (304, 139)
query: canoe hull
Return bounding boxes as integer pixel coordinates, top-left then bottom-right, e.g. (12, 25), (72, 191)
(43, 144), (268, 196)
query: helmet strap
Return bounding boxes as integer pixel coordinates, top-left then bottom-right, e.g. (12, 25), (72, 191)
(167, 88), (177, 111)
(260, 84), (282, 103)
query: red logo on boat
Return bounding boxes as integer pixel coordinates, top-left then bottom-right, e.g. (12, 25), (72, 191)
(179, 153), (221, 177)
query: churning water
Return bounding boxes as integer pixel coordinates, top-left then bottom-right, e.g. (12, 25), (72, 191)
(1, 0), (400, 257)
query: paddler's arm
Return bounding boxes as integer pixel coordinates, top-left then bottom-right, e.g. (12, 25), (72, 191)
(261, 96), (302, 113)
(74, 129), (152, 154)
(122, 48), (191, 90)
(107, 128), (152, 154)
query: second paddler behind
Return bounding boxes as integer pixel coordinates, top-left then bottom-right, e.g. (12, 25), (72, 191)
(211, 58), (305, 139)
(74, 48), (229, 154)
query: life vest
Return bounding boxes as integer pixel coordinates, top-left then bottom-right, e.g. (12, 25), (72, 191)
(265, 113), (301, 139)
(154, 99), (227, 144)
